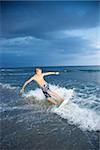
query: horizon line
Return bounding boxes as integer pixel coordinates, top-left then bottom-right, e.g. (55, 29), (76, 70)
(0, 64), (100, 69)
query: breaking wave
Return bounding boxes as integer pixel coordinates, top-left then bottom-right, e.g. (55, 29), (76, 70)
(23, 85), (100, 131)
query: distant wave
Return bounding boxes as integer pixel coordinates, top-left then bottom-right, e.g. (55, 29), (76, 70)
(0, 83), (17, 90)
(0, 73), (31, 76)
(79, 69), (100, 72)
(63, 69), (100, 73)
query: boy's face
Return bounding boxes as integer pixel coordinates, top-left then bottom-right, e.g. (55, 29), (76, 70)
(36, 69), (42, 74)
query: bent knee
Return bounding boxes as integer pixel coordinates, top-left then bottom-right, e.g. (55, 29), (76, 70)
(47, 98), (58, 105)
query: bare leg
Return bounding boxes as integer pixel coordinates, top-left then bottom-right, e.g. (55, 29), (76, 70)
(48, 90), (64, 102)
(47, 97), (58, 105)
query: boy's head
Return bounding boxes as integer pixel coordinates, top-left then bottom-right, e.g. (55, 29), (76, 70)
(35, 68), (42, 74)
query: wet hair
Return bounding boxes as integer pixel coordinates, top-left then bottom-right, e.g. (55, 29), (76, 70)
(34, 68), (41, 73)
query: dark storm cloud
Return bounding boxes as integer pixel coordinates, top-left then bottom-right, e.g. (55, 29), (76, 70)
(1, 1), (99, 38)
(0, 1), (100, 67)
(0, 35), (95, 57)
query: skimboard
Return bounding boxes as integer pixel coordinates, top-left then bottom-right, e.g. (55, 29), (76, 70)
(58, 90), (73, 108)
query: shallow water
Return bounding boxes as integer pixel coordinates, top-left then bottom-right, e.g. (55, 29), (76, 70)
(0, 66), (100, 149)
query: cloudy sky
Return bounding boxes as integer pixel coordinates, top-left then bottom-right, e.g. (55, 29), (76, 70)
(0, 1), (100, 67)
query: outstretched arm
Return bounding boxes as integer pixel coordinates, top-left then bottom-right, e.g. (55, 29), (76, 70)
(43, 72), (59, 76)
(19, 76), (34, 94)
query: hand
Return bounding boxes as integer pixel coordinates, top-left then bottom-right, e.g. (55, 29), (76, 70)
(56, 72), (59, 75)
(19, 88), (24, 94)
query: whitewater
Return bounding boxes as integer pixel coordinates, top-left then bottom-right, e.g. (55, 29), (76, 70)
(23, 84), (100, 131)
(0, 66), (100, 150)
(1, 82), (100, 131)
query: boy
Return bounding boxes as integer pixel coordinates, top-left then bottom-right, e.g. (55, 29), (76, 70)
(20, 68), (64, 105)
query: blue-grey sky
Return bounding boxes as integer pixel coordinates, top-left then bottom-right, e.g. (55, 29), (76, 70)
(0, 1), (100, 67)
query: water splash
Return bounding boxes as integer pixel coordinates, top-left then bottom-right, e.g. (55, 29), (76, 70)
(24, 85), (100, 131)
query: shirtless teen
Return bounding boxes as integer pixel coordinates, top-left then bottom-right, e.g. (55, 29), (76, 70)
(20, 68), (64, 105)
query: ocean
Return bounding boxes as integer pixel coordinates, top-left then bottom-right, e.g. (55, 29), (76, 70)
(0, 66), (100, 150)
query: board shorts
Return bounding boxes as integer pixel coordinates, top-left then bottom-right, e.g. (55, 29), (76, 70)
(41, 83), (51, 99)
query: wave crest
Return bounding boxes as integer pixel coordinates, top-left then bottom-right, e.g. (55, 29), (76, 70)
(0, 83), (16, 90)
(24, 85), (100, 131)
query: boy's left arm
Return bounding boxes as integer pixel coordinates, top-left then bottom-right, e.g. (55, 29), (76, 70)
(43, 72), (59, 76)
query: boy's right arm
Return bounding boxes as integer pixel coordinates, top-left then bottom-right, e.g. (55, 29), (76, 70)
(19, 76), (35, 94)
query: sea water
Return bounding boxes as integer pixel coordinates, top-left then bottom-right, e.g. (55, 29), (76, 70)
(0, 66), (100, 149)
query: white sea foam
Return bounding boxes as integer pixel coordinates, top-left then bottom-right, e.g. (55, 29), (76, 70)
(23, 88), (46, 101)
(53, 101), (100, 131)
(0, 83), (16, 90)
(23, 84), (74, 101)
(24, 84), (100, 131)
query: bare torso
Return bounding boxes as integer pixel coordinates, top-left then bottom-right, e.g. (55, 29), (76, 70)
(33, 74), (46, 88)
(20, 71), (63, 105)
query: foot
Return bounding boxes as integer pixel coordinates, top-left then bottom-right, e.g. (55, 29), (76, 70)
(59, 98), (64, 103)
(57, 99), (64, 105)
